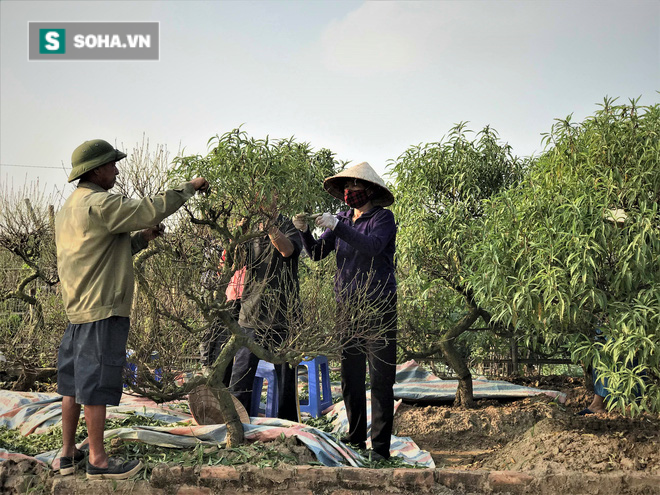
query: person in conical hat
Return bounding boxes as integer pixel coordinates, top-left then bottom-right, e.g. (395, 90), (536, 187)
(321, 161), (395, 207)
(292, 162), (397, 461)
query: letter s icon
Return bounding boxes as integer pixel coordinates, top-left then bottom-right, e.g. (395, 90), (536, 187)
(39, 28), (65, 54)
(45, 31), (60, 50)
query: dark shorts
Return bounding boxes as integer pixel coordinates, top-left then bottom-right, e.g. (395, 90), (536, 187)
(57, 316), (129, 406)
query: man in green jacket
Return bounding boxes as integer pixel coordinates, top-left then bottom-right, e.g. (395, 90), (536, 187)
(55, 139), (208, 480)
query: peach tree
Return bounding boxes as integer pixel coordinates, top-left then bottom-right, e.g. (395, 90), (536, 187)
(467, 98), (660, 414)
(131, 129), (342, 444)
(391, 124), (527, 406)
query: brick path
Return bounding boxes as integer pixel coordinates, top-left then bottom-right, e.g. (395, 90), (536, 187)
(3, 462), (659, 494)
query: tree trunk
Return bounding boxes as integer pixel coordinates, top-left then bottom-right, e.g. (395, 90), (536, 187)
(438, 306), (481, 408)
(213, 385), (244, 447)
(455, 374), (474, 407)
(206, 322), (246, 446)
(440, 338), (475, 408)
(510, 339), (519, 376)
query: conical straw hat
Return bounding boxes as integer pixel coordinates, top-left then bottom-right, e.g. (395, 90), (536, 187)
(324, 162), (394, 207)
(188, 385), (251, 425)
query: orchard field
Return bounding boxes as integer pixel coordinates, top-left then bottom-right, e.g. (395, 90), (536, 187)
(0, 97), (658, 494)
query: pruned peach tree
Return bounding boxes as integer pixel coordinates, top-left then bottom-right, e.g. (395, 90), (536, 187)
(128, 129), (349, 444)
(0, 185), (63, 390)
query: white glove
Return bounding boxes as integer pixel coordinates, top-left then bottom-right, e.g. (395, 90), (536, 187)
(316, 212), (338, 231)
(292, 213), (308, 232)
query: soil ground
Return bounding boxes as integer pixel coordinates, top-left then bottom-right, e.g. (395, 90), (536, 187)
(1, 374), (659, 494)
(394, 375), (660, 477)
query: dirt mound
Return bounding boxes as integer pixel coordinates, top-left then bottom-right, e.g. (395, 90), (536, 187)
(395, 397), (556, 451)
(0, 459), (50, 494)
(394, 377), (660, 477)
(480, 415), (660, 475)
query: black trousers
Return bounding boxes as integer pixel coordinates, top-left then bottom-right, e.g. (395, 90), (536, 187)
(200, 301), (241, 386)
(340, 294), (397, 458)
(228, 326), (299, 422)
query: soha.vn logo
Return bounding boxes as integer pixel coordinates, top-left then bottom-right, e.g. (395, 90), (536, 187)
(31, 22), (158, 60)
(38, 29), (151, 54)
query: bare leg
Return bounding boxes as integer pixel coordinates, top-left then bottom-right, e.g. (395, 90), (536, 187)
(84, 404), (109, 468)
(588, 394), (607, 413)
(61, 396), (81, 457)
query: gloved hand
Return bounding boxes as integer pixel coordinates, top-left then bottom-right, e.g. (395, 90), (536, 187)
(316, 212), (338, 231)
(292, 213), (309, 232)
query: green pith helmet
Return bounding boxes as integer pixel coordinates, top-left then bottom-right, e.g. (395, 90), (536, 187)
(68, 139), (127, 182)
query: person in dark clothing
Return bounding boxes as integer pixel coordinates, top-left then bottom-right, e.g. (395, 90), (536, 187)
(200, 260), (245, 384)
(228, 214), (301, 422)
(293, 162), (397, 460)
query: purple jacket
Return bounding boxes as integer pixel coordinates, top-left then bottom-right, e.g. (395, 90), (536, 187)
(300, 207), (397, 301)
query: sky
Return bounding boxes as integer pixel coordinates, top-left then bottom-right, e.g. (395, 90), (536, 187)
(1, 0), (658, 201)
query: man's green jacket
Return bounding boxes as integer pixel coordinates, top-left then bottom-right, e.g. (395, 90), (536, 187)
(55, 181), (195, 324)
